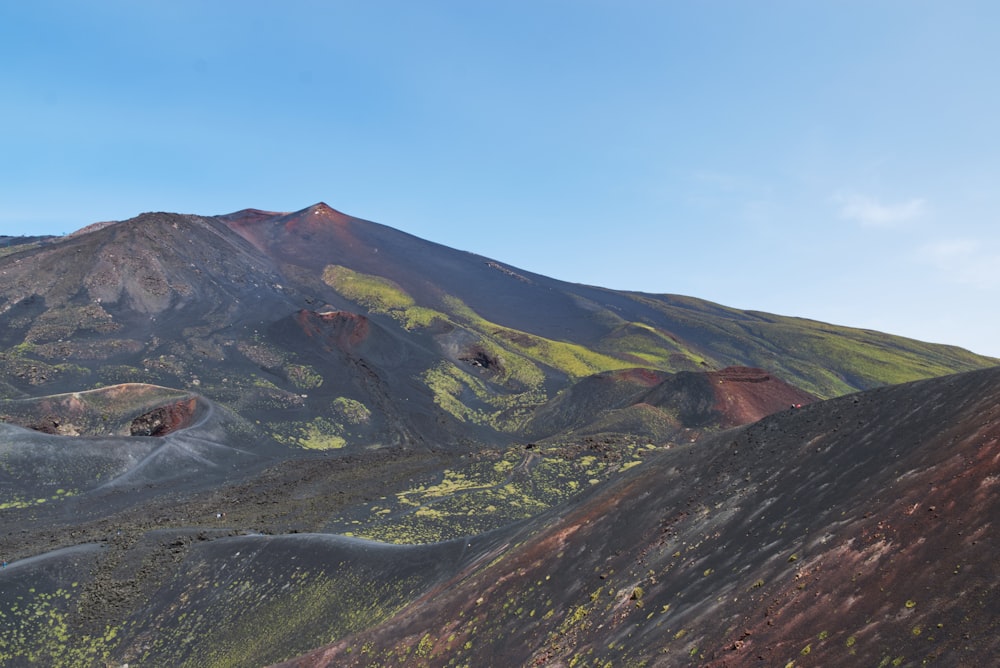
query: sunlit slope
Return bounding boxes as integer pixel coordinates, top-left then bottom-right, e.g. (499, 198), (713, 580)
(224, 203), (992, 399)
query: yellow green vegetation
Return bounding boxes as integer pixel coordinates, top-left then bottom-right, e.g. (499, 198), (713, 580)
(422, 362), (488, 425)
(322, 265), (441, 329)
(8, 341), (37, 356)
(323, 265), (414, 311)
(401, 468), (494, 499)
(0, 488), (77, 510)
(562, 604), (590, 628)
(464, 335), (547, 390)
(328, 267), (618, 437)
(422, 361), (545, 432)
(272, 417), (346, 450)
(443, 296), (635, 380)
(129, 560), (423, 667)
(1, 496), (37, 510)
(0, 585), (121, 666)
(285, 363), (323, 390)
(598, 321), (708, 369)
(332, 396), (371, 424)
(620, 459), (643, 472)
(0, 349), (88, 389)
(323, 265), (662, 384)
(624, 292), (996, 398)
(505, 333), (632, 379)
(415, 633), (434, 658)
(321, 267), (814, 436)
(334, 441), (658, 544)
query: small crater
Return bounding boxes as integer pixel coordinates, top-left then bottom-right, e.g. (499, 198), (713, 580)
(130, 398), (198, 436)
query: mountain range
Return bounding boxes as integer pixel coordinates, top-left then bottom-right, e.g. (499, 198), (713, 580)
(0, 203), (996, 666)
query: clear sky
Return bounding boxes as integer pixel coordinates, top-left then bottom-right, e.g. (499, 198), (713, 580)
(3, 1), (999, 357)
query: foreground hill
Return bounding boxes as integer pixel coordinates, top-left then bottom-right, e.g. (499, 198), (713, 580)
(2, 365), (996, 666)
(283, 365), (1000, 668)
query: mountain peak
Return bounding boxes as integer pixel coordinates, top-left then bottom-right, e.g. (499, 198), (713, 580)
(291, 202), (353, 228)
(306, 201), (338, 216)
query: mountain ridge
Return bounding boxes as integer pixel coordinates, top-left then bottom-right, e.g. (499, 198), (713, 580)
(0, 203), (994, 450)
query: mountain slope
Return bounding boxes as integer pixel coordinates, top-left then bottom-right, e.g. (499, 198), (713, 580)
(282, 365), (1000, 668)
(0, 203), (994, 453)
(2, 366), (996, 666)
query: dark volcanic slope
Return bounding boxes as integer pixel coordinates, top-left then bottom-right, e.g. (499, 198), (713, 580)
(283, 366), (1000, 668)
(218, 203), (995, 397)
(0, 388), (284, 530)
(5, 201), (995, 407)
(0, 209), (475, 449)
(0, 202), (995, 454)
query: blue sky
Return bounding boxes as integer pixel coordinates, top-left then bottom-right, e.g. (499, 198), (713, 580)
(3, 1), (999, 357)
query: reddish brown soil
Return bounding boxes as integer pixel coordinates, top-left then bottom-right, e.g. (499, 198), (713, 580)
(0, 384), (199, 437)
(610, 367), (671, 388)
(129, 397), (198, 436)
(707, 366), (815, 428)
(294, 309), (371, 351)
(221, 203), (365, 263)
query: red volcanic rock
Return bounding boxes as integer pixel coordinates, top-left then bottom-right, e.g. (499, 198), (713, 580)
(129, 397), (198, 436)
(0, 384), (201, 437)
(527, 366), (814, 442)
(219, 203), (362, 261)
(283, 202), (349, 232)
(215, 207), (288, 253)
(295, 309), (370, 351)
(608, 367), (670, 388)
(706, 366), (815, 428)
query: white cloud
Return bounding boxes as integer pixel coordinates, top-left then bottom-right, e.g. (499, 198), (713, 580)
(916, 238), (1000, 290)
(835, 192), (927, 227)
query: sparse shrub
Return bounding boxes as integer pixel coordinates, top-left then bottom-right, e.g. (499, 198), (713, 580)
(286, 363), (323, 389)
(333, 396), (371, 424)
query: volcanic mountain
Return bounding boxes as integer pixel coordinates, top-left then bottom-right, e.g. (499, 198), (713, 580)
(0, 203), (991, 447)
(0, 203), (996, 666)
